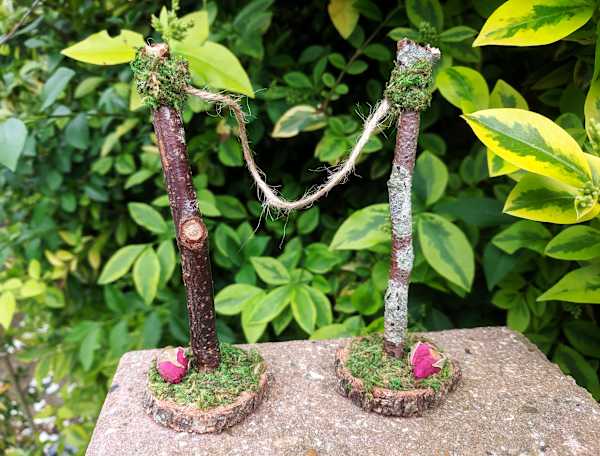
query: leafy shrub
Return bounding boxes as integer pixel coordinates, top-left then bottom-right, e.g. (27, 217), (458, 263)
(1, 0), (600, 452)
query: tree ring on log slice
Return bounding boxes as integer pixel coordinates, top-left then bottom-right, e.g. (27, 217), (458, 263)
(143, 348), (269, 434)
(334, 336), (461, 417)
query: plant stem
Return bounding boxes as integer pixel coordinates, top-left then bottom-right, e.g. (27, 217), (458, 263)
(383, 39), (438, 357)
(0, 351), (36, 432)
(148, 46), (220, 370)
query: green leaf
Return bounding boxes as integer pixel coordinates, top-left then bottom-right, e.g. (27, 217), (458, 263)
(75, 76), (104, 98)
(40, 67), (75, 110)
(473, 0), (594, 47)
(133, 248), (160, 305)
(176, 11), (209, 48)
(490, 79), (529, 110)
(109, 320), (131, 358)
(250, 257), (291, 285)
(304, 243), (339, 274)
(351, 281), (383, 315)
(271, 105), (326, 138)
(463, 109), (591, 187)
(436, 66), (489, 113)
(564, 320), (600, 358)
(507, 298), (530, 332)
(307, 286), (333, 327)
(406, 0), (443, 30)
(330, 203), (389, 250)
(539, 265), (600, 303)
(98, 244), (147, 284)
(172, 41), (254, 97)
(0, 118), (27, 171)
(414, 151), (448, 206)
(297, 207), (320, 234)
(79, 325), (101, 371)
(0, 292), (16, 330)
(492, 220), (552, 254)
(327, 0), (359, 39)
(156, 240), (176, 287)
(439, 26), (476, 42)
(142, 311), (162, 348)
(128, 202), (168, 234)
(215, 195), (247, 219)
(418, 212), (474, 291)
(504, 174), (600, 224)
(553, 344), (600, 399)
(65, 113), (90, 150)
(291, 285), (317, 334)
(483, 244), (520, 290)
(584, 77), (600, 144)
(215, 284), (264, 315)
(310, 323), (352, 340)
(61, 30), (145, 65)
(241, 294), (267, 343)
(545, 226), (600, 260)
(247, 285), (293, 324)
(197, 189), (221, 217)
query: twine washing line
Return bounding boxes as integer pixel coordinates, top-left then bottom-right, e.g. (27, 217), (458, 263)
(186, 85), (392, 212)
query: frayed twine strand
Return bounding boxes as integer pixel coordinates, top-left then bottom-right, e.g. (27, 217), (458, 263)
(186, 86), (392, 212)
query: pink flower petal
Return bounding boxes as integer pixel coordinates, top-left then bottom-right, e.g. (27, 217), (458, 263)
(156, 347), (189, 384)
(410, 342), (445, 380)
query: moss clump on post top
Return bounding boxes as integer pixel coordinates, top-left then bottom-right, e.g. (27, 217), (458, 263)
(131, 44), (191, 111)
(384, 58), (435, 114)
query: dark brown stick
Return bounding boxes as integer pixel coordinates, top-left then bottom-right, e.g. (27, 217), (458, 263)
(383, 40), (439, 358)
(152, 105), (220, 370)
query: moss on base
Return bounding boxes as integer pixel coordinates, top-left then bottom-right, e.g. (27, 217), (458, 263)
(148, 344), (264, 410)
(345, 333), (453, 394)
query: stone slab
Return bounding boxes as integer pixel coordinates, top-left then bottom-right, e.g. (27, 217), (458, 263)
(86, 327), (600, 456)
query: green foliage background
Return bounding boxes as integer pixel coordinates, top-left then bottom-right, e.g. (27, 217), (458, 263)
(2, 0), (600, 453)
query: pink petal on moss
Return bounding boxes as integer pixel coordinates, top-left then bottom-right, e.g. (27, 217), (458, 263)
(176, 347), (189, 368)
(157, 361), (187, 384)
(410, 342), (444, 380)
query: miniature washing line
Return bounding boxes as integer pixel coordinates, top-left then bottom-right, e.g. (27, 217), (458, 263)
(183, 47), (437, 212)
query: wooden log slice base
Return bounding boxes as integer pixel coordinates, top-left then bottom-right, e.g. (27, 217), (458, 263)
(335, 340), (461, 417)
(143, 362), (270, 434)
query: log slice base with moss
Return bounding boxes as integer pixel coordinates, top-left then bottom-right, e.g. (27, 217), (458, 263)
(335, 334), (461, 417)
(142, 345), (269, 434)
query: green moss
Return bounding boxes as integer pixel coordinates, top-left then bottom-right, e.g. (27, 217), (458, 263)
(384, 59), (434, 113)
(344, 333), (453, 394)
(130, 47), (191, 111)
(148, 344), (264, 410)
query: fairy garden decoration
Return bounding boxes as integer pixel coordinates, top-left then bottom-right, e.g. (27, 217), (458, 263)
(62, 0), (460, 429)
(188, 39), (462, 416)
(62, 3), (268, 433)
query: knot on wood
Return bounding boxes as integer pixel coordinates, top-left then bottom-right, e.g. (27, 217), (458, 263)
(131, 43), (191, 111)
(384, 39), (440, 114)
(179, 217), (206, 250)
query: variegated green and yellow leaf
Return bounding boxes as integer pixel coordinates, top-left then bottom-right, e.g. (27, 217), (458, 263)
(504, 174), (600, 224)
(585, 152), (600, 187)
(464, 109), (591, 187)
(436, 66), (489, 113)
(271, 105), (327, 138)
(473, 0), (595, 47)
(486, 80), (528, 176)
(584, 78), (600, 145)
(330, 203), (390, 250)
(487, 149), (519, 177)
(492, 220), (552, 254)
(545, 226), (600, 260)
(417, 212), (474, 291)
(490, 79), (528, 110)
(538, 264), (600, 303)
(327, 0), (359, 39)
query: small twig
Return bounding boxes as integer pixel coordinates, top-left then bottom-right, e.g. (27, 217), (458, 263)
(186, 85), (391, 212)
(0, 350), (36, 432)
(0, 0), (43, 46)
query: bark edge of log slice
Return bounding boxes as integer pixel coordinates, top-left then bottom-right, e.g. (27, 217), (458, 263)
(142, 362), (270, 434)
(334, 341), (461, 417)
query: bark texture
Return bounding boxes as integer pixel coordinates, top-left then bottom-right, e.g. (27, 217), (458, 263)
(153, 105), (220, 370)
(384, 39), (440, 358)
(335, 341), (461, 417)
(143, 364), (270, 433)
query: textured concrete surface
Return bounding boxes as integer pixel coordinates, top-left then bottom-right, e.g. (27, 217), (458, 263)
(86, 327), (600, 456)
